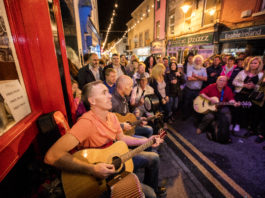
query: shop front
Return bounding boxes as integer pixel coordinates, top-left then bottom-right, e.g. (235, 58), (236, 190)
(151, 40), (166, 57)
(0, 0), (75, 187)
(219, 25), (265, 56)
(167, 32), (214, 64)
(133, 46), (151, 61)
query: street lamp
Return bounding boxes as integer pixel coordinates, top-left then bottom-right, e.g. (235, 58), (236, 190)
(181, 2), (191, 32)
(181, 5), (191, 14)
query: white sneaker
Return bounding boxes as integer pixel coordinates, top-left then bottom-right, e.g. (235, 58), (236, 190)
(229, 124), (233, 131)
(234, 124), (240, 132)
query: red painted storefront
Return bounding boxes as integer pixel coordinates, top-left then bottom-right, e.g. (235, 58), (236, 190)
(0, 0), (75, 182)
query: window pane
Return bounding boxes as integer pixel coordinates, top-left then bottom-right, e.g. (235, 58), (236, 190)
(0, 0), (31, 136)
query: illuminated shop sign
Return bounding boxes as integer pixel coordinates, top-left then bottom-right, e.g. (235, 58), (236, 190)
(151, 40), (165, 54)
(168, 33), (213, 47)
(220, 25), (265, 41)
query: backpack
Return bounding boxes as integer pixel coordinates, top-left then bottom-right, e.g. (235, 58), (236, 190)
(206, 112), (230, 144)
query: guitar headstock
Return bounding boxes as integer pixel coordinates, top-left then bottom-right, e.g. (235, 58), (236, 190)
(158, 128), (168, 139)
(241, 101), (252, 108)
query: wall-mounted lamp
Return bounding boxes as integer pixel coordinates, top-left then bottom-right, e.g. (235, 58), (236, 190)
(181, 5), (191, 14)
(209, 9), (216, 16)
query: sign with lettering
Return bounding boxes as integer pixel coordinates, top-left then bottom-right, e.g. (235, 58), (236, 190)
(168, 32), (213, 47)
(151, 40), (165, 54)
(220, 25), (265, 41)
(0, 80), (31, 122)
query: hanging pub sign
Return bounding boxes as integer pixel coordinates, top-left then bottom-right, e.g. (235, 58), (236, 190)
(168, 32), (213, 47)
(220, 25), (265, 41)
(151, 40), (165, 54)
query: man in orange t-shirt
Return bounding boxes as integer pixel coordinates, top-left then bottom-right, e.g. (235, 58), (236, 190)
(44, 81), (163, 197)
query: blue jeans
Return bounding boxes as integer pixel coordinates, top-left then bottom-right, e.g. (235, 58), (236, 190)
(133, 151), (160, 193)
(169, 96), (179, 111)
(135, 125), (153, 138)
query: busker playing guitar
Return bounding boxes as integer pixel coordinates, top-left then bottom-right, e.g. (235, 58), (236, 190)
(196, 76), (240, 143)
(111, 75), (166, 196)
(44, 80), (164, 198)
(112, 75), (155, 138)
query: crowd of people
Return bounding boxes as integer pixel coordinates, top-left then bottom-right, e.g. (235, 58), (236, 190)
(72, 52), (265, 145)
(45, 51), (265, 198)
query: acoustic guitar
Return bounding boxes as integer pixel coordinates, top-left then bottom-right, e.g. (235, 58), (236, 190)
(115, 112), (163, 136)
(193, 96), (252, 114)
(61, 129), (167, 198)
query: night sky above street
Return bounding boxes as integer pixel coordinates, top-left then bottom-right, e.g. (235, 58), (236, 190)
(98, 0), (143, 43)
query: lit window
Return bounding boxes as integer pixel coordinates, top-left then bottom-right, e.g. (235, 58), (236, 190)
(203, 0), (218, 26)
(157, 0), (160, 10)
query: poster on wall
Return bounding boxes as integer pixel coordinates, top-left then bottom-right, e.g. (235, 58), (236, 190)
(0, 80), (31, 123)
(0, 0), (31, 135)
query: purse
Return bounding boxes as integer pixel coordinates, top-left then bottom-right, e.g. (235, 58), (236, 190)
(249, 90), (265, 102)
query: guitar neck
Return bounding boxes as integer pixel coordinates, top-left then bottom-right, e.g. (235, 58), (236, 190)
(120, 139), (155, 162)
(217, 102), (234, 106)
(131, 115), (158, 126)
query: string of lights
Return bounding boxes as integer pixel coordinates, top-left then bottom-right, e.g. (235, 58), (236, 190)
(102, 2), (118, 50)
(103, 4), (154, 54)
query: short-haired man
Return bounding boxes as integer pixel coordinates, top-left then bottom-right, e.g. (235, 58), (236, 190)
(77, 53), (104, 89)
(103, 53), (127, 79)
(205, 55), (222, 86)
(44, 80), (163, 197)
(104, 68), (117, 94)
(111, 75), (166, 196)
(196, 76), (239, 143)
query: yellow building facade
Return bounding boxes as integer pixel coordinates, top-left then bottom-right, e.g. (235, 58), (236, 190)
(126, 0), (155, 61)
(166, 0), (221, 63)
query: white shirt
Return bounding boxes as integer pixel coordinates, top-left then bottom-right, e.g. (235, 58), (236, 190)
(89, 65), (100, 80)
(130, 85), (154, 116)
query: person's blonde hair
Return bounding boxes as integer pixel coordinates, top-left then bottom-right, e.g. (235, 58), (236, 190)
(243, 56), (252, 69)
(151, 63), (166, 80)
(245, 56), (263, 74)
(138, 62), (146, 69)
(193, 54), (204, 64)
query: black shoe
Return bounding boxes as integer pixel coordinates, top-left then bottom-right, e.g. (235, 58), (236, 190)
(243, 131), (255, 138)
(255, 135), (265, 143)
(155, 186), (167, 197)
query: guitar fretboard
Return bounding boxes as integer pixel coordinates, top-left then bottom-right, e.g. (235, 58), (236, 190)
(120, 139), (155, 163)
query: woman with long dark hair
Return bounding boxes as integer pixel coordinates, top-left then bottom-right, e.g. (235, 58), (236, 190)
(144, 55), (157, 74)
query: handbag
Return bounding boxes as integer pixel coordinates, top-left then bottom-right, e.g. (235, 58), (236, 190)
(249, 90), (265, 102)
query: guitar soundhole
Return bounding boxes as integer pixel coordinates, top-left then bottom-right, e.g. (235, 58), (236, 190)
(112, 156), (122, 170)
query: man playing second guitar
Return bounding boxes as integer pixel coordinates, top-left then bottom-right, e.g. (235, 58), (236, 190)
(196, 76), (240, 143)
(44, 81), (164, 198)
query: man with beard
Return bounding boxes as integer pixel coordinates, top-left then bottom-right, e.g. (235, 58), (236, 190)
(77, 53), (104, 89)
(182, 55), (207, 120)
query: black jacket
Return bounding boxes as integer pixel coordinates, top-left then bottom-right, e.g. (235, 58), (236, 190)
(77, 65), (104, 89)
(206, 64), (222, 86)
(165, 71), (186, 97)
